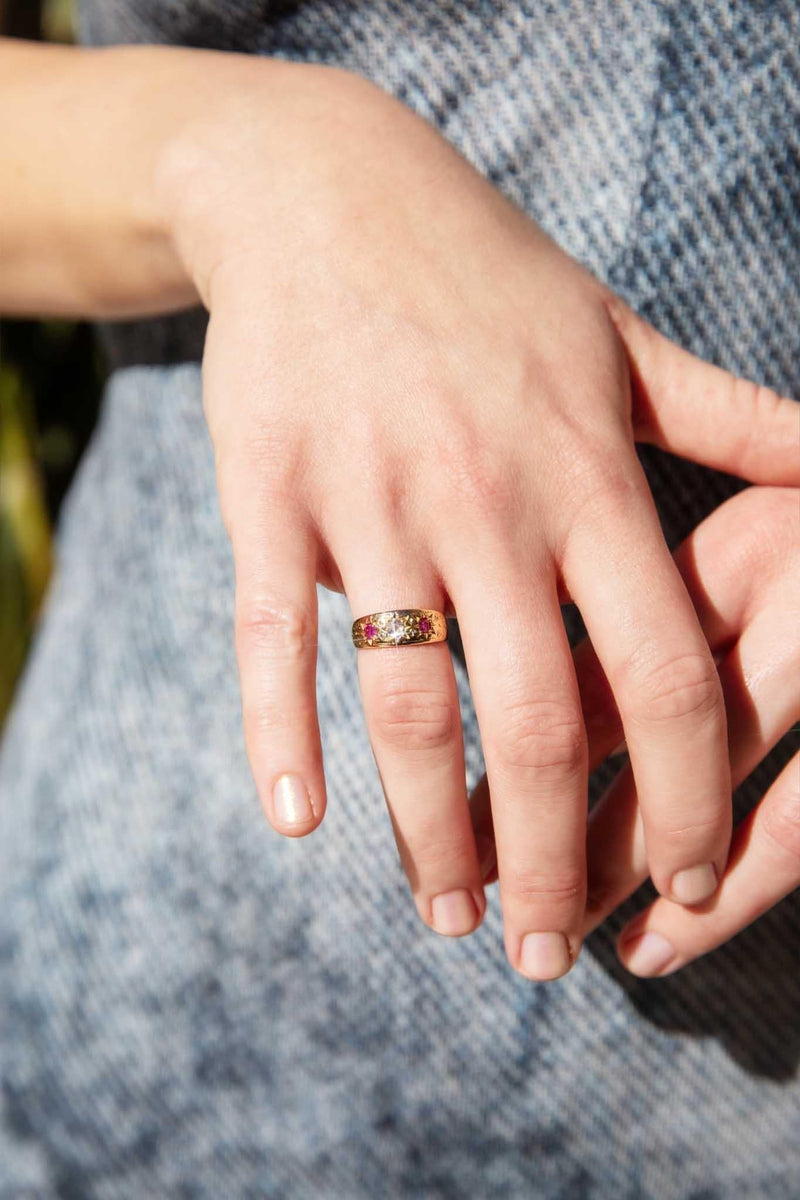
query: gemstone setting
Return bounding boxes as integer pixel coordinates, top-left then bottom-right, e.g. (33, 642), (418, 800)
(353, 609), (444, 649)
(386, 616), (407, 642)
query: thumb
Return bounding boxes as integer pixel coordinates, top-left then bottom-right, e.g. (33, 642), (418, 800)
(603, 292), (800, 485)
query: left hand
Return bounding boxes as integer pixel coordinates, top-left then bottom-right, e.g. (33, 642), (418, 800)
(471, 485), (800, 975)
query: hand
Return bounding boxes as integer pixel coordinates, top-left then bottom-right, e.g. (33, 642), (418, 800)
(570, 486), (799, 976)
(158, 58), (799, 980)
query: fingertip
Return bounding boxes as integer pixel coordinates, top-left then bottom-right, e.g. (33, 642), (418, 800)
(668, 861), (719, 906)
(617, 928), (679, 977)
(423, 887), (486, 937)
(515, 931), (581, 982)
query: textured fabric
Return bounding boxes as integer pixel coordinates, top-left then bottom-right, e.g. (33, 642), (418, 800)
(2, 1), (800, 1196)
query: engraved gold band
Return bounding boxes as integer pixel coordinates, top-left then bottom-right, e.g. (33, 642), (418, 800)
(351, 608), (448, 649)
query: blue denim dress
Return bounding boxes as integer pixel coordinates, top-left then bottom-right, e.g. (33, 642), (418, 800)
(1, 2), (799, 1196)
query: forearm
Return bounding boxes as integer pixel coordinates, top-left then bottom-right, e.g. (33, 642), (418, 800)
(0, 40), (192, 316)
(0, 39), (350, 319)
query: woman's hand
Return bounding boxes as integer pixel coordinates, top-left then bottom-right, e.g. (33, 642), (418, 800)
(3, 42), (797, 981)
(572, 486), (799, 976)
(157, 58), (799, 981)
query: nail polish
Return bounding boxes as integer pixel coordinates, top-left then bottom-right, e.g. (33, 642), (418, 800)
(273, 773), (314, 825)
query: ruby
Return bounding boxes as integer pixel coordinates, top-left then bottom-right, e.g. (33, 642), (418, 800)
(418, 617), (431, 634)
(364, 622), (378, 639)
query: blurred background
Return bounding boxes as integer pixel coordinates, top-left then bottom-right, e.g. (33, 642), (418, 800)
(0, 0), (106, 728)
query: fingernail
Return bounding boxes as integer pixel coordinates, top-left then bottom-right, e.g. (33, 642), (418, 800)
(475, 835), (496, 881)
(620, 930), (676, 976)
(520, 932), (574, 981)
(273, 773), (314, 825)
(431, 889), (479, 936)
(670, 862), (717, 905)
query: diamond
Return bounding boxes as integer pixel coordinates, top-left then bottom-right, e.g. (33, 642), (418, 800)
(385, 616), (407, 642)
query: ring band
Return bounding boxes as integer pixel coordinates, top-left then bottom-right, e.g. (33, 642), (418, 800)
(352, 608), (448, 649)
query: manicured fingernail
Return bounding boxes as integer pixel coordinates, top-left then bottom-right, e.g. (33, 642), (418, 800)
(620, 930), (676, 976)
(431, 889), (479, 936)
(475, 835), (496, 881)
(273, 773), (314, 825)
(670, 862), (717, 905)
(520, 932), (573, 981)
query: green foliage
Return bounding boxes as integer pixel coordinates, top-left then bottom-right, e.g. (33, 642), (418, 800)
(42, 0), (74, 42)
(0, 363), (53, 725)
(0, 316), (105, 729)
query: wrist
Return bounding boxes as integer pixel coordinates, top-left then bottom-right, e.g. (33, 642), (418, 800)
(152, 55), (417, 308)
(0, 40), (198, 317)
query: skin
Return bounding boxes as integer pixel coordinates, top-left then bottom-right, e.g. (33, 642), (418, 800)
(474, 487), (800, 974)
(585, 486), (800, 975)
(2, 40), (798, 982)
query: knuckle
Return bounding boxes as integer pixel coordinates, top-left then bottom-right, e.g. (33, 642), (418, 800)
(409, 829), (472, 873)
(646, 809), (723, 848)
(235, 419), (300, 483)
(730, 377), (789, 461)
(236, 598), (315, 663)
(561, 451), (643, 535)
(493, 697), (586, 775)
(760, 786), (800, 864)
(433, 421), (517, 524)
(503, 863), (585, 906)
(623, 650), (722, 725)
(727, 486), (800, 573)
(215, 434), (303, 535)
(371, 681), (456, 753)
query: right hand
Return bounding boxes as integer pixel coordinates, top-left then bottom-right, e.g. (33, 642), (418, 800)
(155, 53), (799, 979)
(579, 485), (799, 973)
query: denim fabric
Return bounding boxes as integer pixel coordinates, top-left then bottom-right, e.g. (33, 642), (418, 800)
(1, 2), (799, 1196)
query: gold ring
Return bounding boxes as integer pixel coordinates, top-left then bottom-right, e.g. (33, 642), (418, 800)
(351, 608), (448, 649)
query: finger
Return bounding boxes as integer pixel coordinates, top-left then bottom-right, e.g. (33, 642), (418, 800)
(616, 752), (800, 977)
(583, 586), (800, 935)
(603, 292), (800, 485)
(477, 489), (799, 890)
(444, 544), (588, 981)
(562, 457), (731, 908)
(574, 487), (799, 768)
(220, 469), (326, 837)
(669, 486), (799, 647)
(468, 773), (499, 886)
(468, 633), (617, 889)
(572, 635), (625, 770)
(342, 547), (485, 940)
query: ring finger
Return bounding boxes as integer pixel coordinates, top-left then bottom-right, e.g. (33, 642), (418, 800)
(342, 542), (486, 939)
